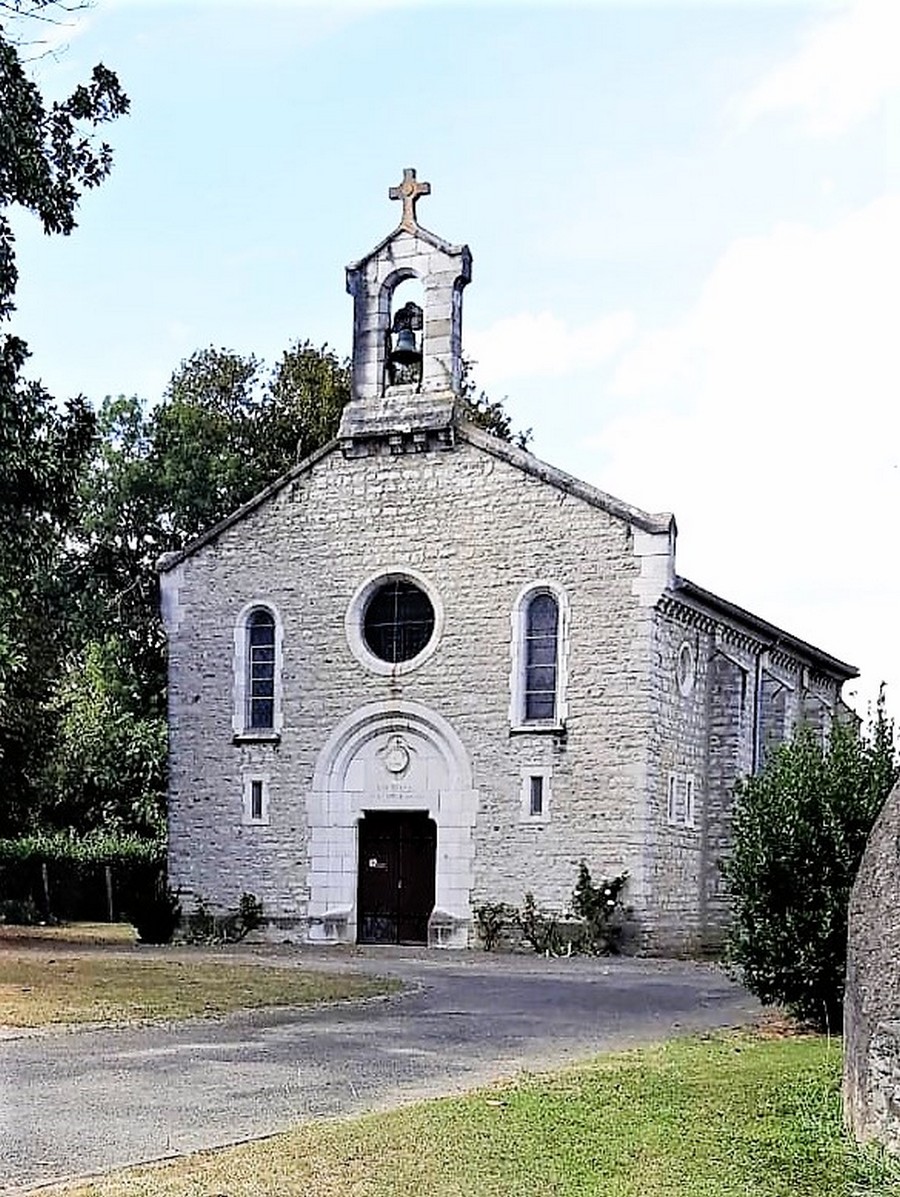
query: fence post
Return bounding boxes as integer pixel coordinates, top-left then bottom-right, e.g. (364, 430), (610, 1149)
(41, 861), (51, 920)
(105, 865), (114, 923)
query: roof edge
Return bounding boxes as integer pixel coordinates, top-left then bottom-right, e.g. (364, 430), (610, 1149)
(671, 577), (858, 680)
(346, 222), (469, 273)
(457, 423), (674, 535)
(157, 438), (339, 574)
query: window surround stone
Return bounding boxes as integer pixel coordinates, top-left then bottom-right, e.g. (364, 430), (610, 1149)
(508, 580), (569, 732)
(241, 771), (270, 826)
(519, 766), (552, 824)
(345, 566), (444, 677)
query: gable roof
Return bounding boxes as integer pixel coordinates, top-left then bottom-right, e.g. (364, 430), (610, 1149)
(668, 576), (858, 681)
(345, 222), (469, 274)
(157, 422), (673, 574)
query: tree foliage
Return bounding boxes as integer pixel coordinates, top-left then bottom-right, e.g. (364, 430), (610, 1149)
(460, 357), (531, 448)
(0, 13), (127, 829)
(724, 694), (898, 1030)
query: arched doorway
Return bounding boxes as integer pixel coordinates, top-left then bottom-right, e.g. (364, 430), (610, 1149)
(307, 701), (477, 947)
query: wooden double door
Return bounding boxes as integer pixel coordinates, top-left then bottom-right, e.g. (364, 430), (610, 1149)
(357, 811), (437, 945)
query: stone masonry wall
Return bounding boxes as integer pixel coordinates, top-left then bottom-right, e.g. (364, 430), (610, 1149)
(647, 600), (845, 952)
(644, 610), (712, 951)
(164, 438), (659, 942)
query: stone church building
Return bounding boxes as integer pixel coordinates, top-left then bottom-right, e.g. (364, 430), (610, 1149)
(161, 170), (856, 952)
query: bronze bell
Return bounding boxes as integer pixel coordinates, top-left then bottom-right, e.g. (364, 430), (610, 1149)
(391, 325), (420, 366)
(389, 300), (424, 372)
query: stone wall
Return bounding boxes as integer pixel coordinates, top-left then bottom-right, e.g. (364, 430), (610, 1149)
(844, 780), (900, 1152)
(162, 428), (849, 951)
(646, 597), (845, 952)
(162, 435), (666, 943)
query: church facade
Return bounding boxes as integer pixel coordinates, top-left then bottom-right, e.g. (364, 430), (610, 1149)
(161, 170), (856, 952)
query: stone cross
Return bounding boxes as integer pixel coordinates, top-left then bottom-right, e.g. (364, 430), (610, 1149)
(389, 168), (431, 231)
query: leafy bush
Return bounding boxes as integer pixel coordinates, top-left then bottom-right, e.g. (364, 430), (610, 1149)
(474, 901), (513, 951)
(724, 693), (897, 1031)
(128, 881), (181, 945)
(0, 896), (41, 925)
(0, 830), (166, 923)
(0, 830), (164, 866)
(181, 893), (264, 944)
(571, 862), (629, 954)
(516, 892), (563, 955)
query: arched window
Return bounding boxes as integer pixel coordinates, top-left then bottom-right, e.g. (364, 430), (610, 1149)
(524, 592), (559, 721)
(510, 582), (568, 729)
(246, 608), (276, 729)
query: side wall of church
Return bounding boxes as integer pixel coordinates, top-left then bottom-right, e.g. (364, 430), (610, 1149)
(645, 598), (846, 952)
(163, 439), (662, 942)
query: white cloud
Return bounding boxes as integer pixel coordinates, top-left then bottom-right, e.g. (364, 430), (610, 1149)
(466, 310), (635, 385)
(735, 0), (900, 136)
(594, 195), (900, 713)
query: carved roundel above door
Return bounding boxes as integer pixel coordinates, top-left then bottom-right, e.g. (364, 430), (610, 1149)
(345, 567), (444, 676)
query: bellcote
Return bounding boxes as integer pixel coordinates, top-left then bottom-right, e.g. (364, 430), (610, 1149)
(338, 169), (472, 455)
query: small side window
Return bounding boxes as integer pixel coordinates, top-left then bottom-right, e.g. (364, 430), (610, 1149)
(520, 768), (551, 822)
(242, 774), (270, 825)
(684, 776), (696, 828)
(667, 773), (678, 824)
(529, 775), (544, 817)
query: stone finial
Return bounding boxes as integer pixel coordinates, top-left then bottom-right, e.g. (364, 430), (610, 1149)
(389, 167), (431, 231)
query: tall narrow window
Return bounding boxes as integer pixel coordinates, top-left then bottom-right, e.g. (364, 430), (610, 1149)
(529, 775), (544, 817)
(247, 608), (276, 729)
(667, 773), (678, 824)
(684, 775), (696, 829)
(250, 779), (264, 822)
(524, 592), (559, 722)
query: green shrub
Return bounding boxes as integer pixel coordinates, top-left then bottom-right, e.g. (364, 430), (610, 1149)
(571, 862), (629, 954)
(128, 881), (181, 944)
(0, 829), (164, 867)
(474, 901), (513, 950)
(724, 693), (897, 1031)
(181, 893), (264, 944)
(0, 896), (41, 925)
(516, 892), (563, 955)
(0, 830), (166, 923)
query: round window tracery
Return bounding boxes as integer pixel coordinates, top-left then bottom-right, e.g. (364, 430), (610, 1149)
(363, 579), (435, 663)
(345, 568), (443, 676)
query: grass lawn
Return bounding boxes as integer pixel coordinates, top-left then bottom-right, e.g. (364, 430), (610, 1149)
(0, 944), (398, 1027)
(40, 1034), (900, 1197)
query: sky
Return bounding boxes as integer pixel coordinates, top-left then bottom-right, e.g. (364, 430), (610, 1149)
(8, 0), (900, 719)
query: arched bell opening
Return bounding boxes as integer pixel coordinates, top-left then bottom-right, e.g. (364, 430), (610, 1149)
(382, 275), (424, 393)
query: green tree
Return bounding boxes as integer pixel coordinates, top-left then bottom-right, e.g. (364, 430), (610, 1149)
(459, 357), (531, 447)
(724, 694), (898, 1030)
(0, 8), (127, 829)
(41, 638), (166, 836)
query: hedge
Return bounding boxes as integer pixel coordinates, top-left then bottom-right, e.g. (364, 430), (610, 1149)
(0, 831), (165, 924)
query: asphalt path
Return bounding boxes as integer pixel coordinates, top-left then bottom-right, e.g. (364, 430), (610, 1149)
(0, 948), (760, 1192)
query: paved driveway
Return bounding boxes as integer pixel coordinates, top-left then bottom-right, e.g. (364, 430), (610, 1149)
(1, 948), (759, 1192)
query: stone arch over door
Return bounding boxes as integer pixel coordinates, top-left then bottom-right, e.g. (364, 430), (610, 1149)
(307, 700), (477, 947)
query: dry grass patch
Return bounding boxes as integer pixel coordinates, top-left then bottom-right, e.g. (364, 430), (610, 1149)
(0, 949), (398, 1028)
(40, 1035), (900, 1197)
(0, 921), (137, 946)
